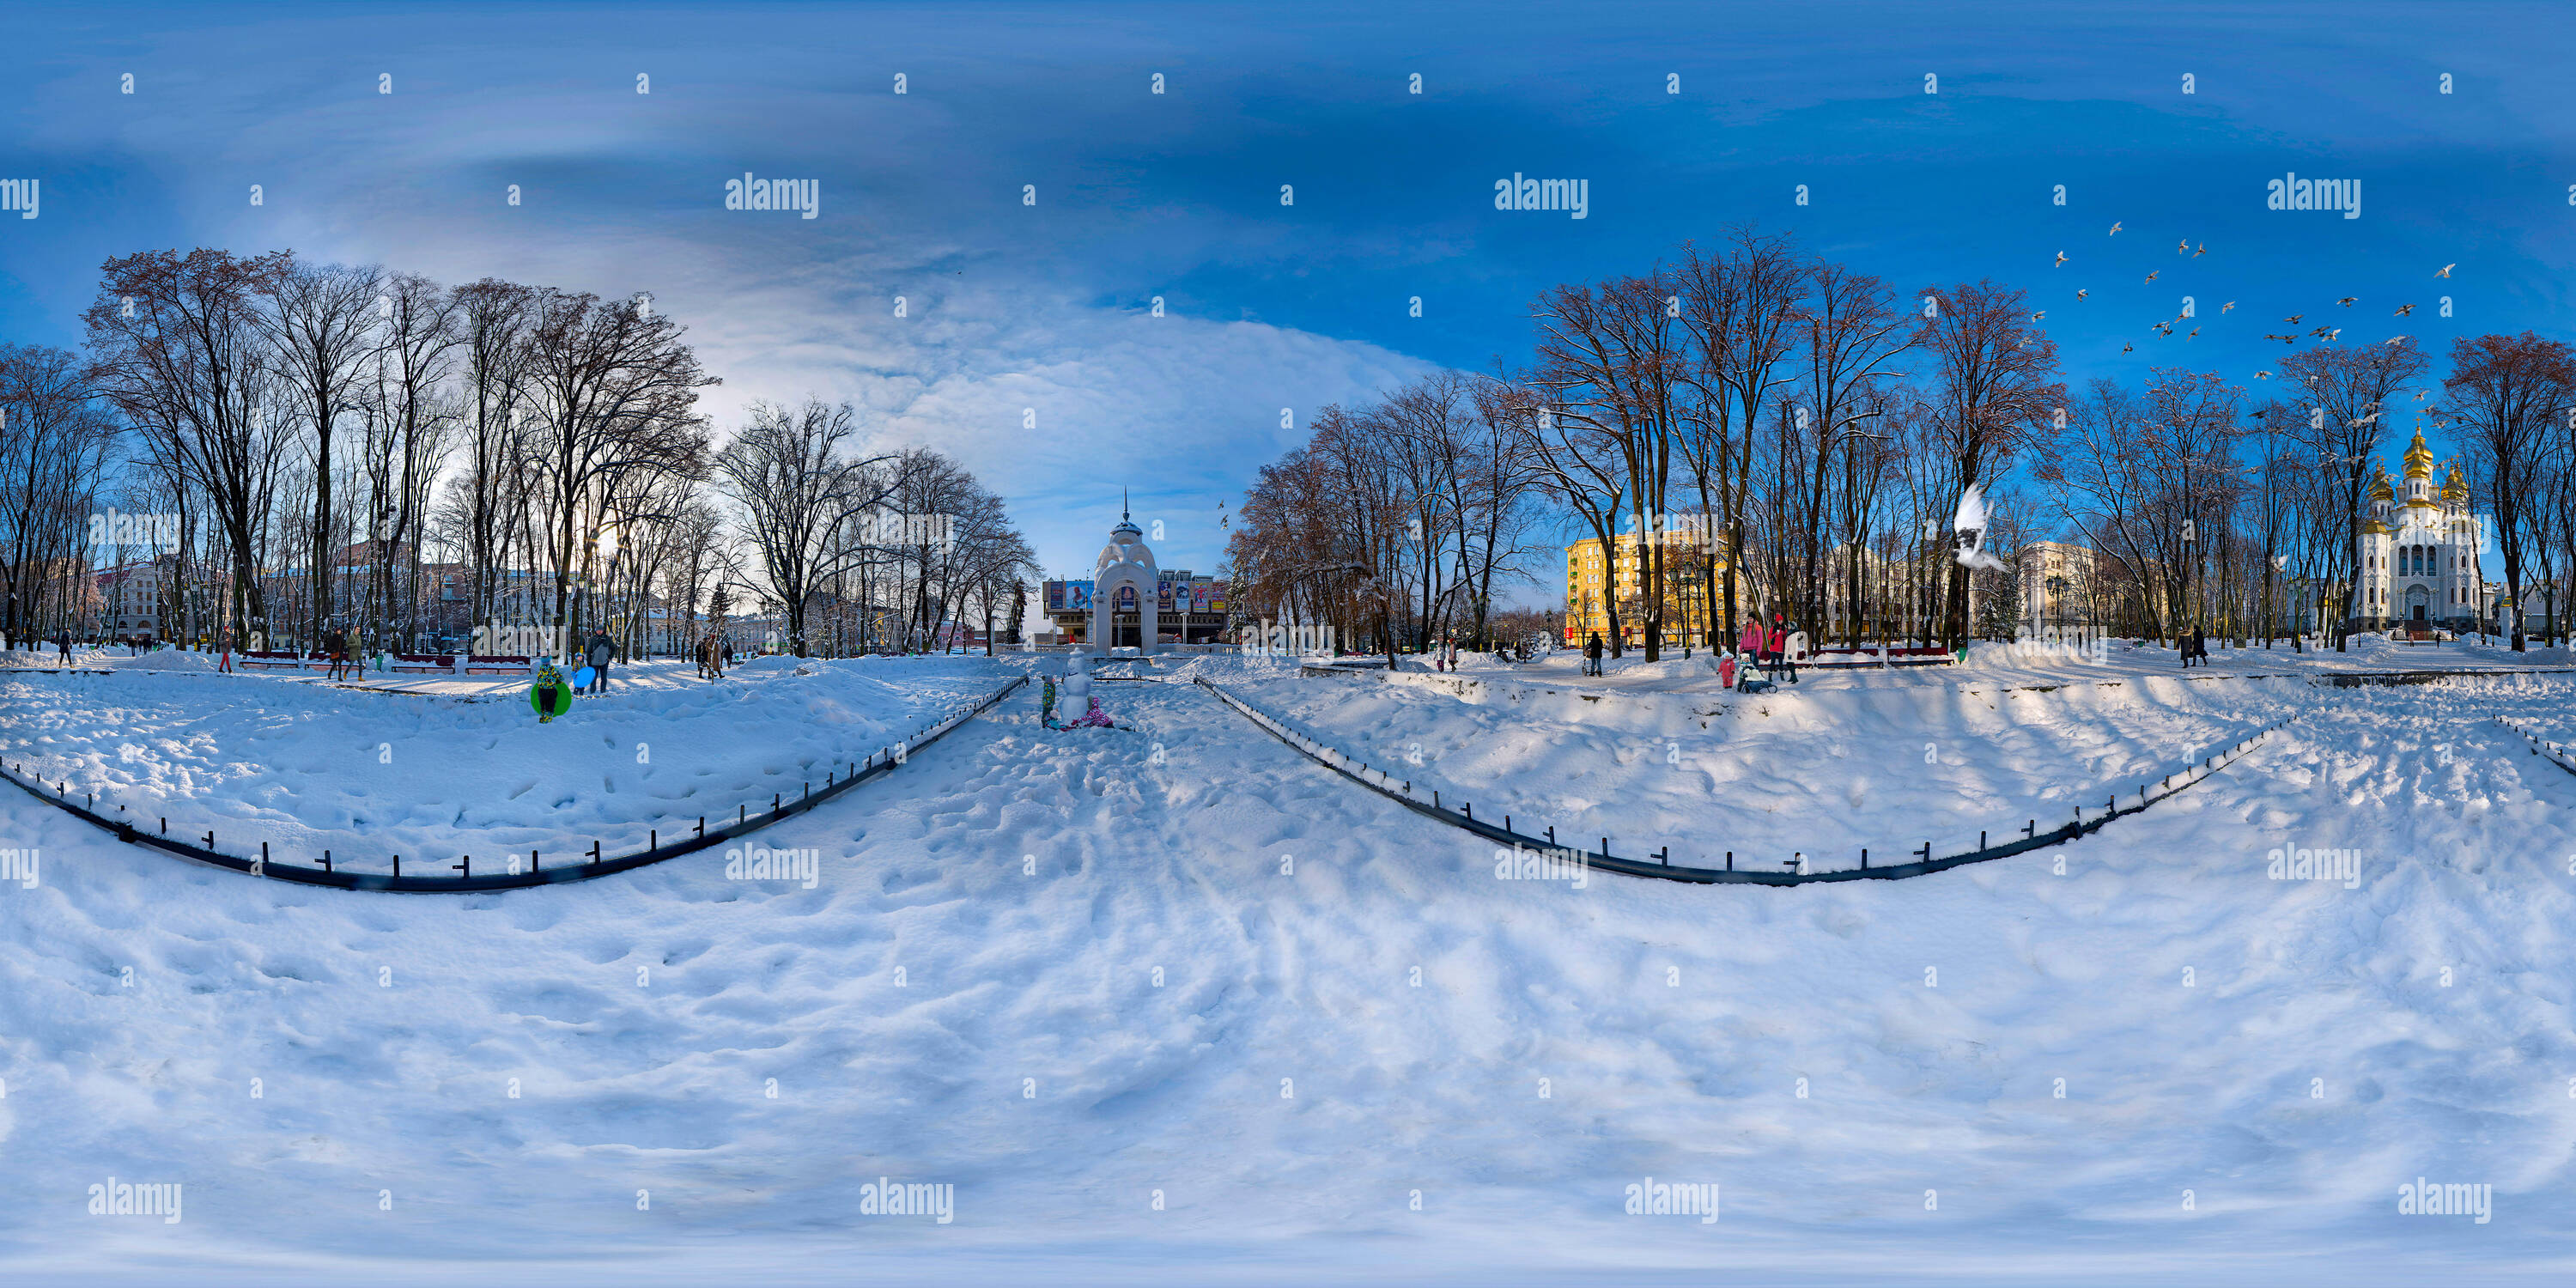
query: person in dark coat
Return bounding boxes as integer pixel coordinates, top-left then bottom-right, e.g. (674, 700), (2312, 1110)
(1583, 632), (1603, 677)
(585, 630), (615, 693)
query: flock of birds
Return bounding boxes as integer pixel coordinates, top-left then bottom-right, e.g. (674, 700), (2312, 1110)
(2054, 224), (2452, 368)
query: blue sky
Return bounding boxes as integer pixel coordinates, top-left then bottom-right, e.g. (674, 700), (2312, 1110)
(3, 1), (2571, 586)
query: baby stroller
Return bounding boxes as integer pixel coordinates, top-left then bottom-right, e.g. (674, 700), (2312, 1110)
(1724, 651), (1778, 695)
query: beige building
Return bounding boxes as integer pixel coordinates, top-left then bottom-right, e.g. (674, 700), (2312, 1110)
(2016, 540), (2099, 640)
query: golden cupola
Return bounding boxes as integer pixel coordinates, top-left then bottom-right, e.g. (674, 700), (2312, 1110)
(2403, 428), (2435, 480)
(2442, 465), (2468, 507)
(2368, 469), (2393, 502)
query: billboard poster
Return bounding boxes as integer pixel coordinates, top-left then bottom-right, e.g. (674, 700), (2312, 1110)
(1157, 579), (1177, 612)
(1192, 580), (1218, 613)
(1048, 580), (1091, 612)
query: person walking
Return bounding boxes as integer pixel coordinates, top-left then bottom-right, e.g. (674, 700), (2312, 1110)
(1583, 631), (1603, 677)
(585, 629), (615, 695)
(1766, 617), (1788, 682)
(57, 629), (73, 670)
(1783, 622), (1807, 684)
(1736, 614), (1764, 674)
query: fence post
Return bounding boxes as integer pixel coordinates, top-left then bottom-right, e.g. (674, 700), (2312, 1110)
(456, 856), (470, 878)
(322, 849), (331, 873)
(393, 854), (399, 878)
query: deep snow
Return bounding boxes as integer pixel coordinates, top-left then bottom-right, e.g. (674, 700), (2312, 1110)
(2, 655), (2573, 1286)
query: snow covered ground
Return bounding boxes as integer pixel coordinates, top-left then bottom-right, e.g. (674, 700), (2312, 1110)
(2, 654), (2573, 1285)
(0, 655), (1018, 868)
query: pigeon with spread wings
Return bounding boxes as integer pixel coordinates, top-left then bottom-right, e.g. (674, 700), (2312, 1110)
(1952, 483), (2007, 572)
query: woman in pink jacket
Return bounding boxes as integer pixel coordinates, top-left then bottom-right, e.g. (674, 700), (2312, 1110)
(1735, 616), (1764, 689)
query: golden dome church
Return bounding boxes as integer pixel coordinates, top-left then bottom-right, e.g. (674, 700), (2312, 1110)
(2354, 428), (2477, 632)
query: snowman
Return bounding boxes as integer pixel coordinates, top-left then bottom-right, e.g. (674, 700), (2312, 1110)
(1063, 649), (1094, 712)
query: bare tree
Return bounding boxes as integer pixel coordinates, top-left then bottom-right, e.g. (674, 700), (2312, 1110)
(262, 258), (382, 639)
(1919, 279), (2063, 647)
(2440, 332), (2576, 650)
(2280, 337), (2428, 648)
(85, 248), (295, 639)
(715, 398), (896, 656)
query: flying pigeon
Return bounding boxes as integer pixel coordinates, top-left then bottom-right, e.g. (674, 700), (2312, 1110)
(2221, 301), (2236, 313)
(2177, 238), (2190, 255)
(2436, 264), (2453, 277)
(2195, 243), (2208, 257)
(2055, 252), (2069, 267)
(2145, 270), (2160, 283)
(1952, 483), (2007, 572)
(2076, 289), (2088, 299)
(2394, 303), (2415, 316)
(2109, 222), (2123, 235)
(2337, 296), (2358, 307)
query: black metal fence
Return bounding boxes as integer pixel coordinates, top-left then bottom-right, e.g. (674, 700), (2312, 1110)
(0, 676), (1026, 893)
(2497, 714), (2576, 781)
(1195, 676), (2287, 886)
